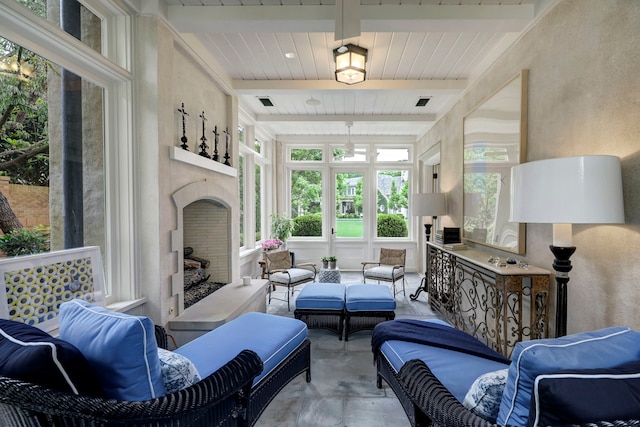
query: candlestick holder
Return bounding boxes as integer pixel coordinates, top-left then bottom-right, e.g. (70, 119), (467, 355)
(177, 103), (189, 150)
(212, 125), (220, 162)
(198, 111), (210, 158)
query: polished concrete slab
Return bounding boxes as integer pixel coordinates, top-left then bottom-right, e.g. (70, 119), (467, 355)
(257, 272), (441, 427)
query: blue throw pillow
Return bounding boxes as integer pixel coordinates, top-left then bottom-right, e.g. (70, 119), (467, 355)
(59, 299), (166, 401)
(497, 327), (640, 426)
(527, 360), (640, 427)
(0, 319), (103, 396)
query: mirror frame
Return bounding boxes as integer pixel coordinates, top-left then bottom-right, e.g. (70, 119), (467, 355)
(462, 70), (528, 255)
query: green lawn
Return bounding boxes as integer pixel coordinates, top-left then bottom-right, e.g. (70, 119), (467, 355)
(336, 219), (363, 237)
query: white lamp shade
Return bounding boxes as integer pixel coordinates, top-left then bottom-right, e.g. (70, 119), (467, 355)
(412, 193), (447, 217)
(509, 155), (624, 224)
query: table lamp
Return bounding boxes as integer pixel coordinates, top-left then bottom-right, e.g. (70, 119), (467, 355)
(510, 155), (624, 337)
(410, 192), (447, 300)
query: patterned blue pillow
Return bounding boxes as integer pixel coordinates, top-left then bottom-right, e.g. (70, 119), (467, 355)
(157, 348), (201, 394)
(463, 369), (509, 422)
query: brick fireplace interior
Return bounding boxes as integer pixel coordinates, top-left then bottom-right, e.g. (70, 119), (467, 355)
(182, 198), (230, 308)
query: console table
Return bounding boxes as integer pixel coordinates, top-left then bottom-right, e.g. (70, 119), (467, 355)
(425, 242), (550, 357)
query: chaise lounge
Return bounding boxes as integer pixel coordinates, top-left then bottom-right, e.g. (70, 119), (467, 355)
(373, 318), (640, 427)
(0, 248), (311, 427)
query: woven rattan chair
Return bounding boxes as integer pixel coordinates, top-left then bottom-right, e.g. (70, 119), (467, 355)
(362, 248), (406, 296)
(0, 349), (263, 427)
(265, 249), (317, 310)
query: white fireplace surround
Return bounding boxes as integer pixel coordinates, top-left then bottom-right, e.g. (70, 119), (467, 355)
(171, 180), (238, 315)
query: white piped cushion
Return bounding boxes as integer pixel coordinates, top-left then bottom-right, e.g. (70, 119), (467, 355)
(364, 266), (404, 280)
(59, 300), (166, 401)
(270, 268), (315, 284)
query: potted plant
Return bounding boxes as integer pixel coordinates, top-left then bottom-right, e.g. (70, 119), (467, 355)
(321, 257), (329, 269)
(328, 256), (337, 269)
(270, 213), (296, 247)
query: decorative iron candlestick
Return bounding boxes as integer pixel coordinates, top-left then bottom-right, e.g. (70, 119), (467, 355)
(212, 125), (220, 162)
(223, 127), (231, 166)
(198, 111), (210, 158)
(177, 103), (189, 150)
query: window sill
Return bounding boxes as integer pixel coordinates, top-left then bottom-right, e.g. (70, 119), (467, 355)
(107, 297), (147, 313)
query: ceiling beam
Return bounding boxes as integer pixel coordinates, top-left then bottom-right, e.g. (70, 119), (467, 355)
(233, 79), (466, 93)
(168, 4), (534, 33)
(255, 114), (436, 122)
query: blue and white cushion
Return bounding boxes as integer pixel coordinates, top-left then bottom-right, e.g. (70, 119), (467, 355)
(463, 368), (509, 422)
(157, 348), (201, 394)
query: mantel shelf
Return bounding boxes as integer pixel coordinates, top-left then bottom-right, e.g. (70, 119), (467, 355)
(170, 146), (237, 177)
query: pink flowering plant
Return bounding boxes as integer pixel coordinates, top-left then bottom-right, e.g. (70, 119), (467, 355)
(261, 238), (282, 250)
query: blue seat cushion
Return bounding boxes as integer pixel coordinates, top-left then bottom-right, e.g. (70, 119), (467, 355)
(379, 319), (509, 402)
(346, 284), (396, 311)
(295, 283), (345, 310)
(175, 312), (308, 385)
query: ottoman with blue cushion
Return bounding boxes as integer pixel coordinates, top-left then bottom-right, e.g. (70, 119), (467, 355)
(294, 283), (346, 340)
(175, 311), (311, 426)
(344, 284), (396, 341)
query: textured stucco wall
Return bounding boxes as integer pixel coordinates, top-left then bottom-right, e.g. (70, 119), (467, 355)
(134, 16), (238, 326)
(418, 0), (640, 335)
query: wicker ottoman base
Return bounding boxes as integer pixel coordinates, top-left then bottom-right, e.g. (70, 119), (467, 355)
(344, 284), (396, 341)
(294, 283), (346, 340)
(344, 310), (395, 341)
(294, 309), (345, 340)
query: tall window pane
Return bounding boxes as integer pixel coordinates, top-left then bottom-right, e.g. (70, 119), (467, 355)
(290, 170), (322, 237)
(255, 163), (262, 242)
(376, 170), (409, 237)
(1, 38), (106, 266)
(336, 172), (363, 238)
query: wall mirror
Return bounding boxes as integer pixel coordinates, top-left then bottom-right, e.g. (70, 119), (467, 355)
(463, 70), (528, 254)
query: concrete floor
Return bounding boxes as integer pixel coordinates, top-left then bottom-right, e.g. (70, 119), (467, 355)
(256, 272), (442, 427)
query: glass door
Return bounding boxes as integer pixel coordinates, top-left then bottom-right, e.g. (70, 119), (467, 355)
(330, 169), (367, 270)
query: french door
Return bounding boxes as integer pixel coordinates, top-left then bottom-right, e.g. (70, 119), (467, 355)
(329, 169), (369, 270)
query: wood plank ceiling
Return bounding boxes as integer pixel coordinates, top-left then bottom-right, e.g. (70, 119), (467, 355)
(165, 0), (547, 140)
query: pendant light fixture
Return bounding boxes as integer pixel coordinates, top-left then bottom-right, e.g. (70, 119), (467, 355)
(334, 44), (368, 85)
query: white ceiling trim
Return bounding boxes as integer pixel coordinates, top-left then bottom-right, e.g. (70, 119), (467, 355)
(255, 114), (436, 122)
(232, 78), (467, 92)
(167, 4), (535, 33)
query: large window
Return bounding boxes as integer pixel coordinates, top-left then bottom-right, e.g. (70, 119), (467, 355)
(284, 143), (413, 240)
(1, 1), (134, 303)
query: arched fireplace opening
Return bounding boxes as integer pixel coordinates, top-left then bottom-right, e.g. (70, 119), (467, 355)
(182, 199), (230, 308)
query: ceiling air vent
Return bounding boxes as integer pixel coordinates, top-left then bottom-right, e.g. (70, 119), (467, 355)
(415, 97), (431, 107)
(258, 97), (274, 107)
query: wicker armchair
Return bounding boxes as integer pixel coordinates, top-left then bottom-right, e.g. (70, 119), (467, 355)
(362, 248), (406, 296)
(386, 357), (640, 427)
(265, 249), (317, 310)
(0, 349), (263, 427)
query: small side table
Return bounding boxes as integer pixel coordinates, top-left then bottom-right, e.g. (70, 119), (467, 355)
(318, 268), (341, 283)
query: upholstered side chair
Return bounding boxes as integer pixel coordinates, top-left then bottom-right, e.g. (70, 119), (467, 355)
(265, 250), (317, 310)
(362, 248), (406, 296)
